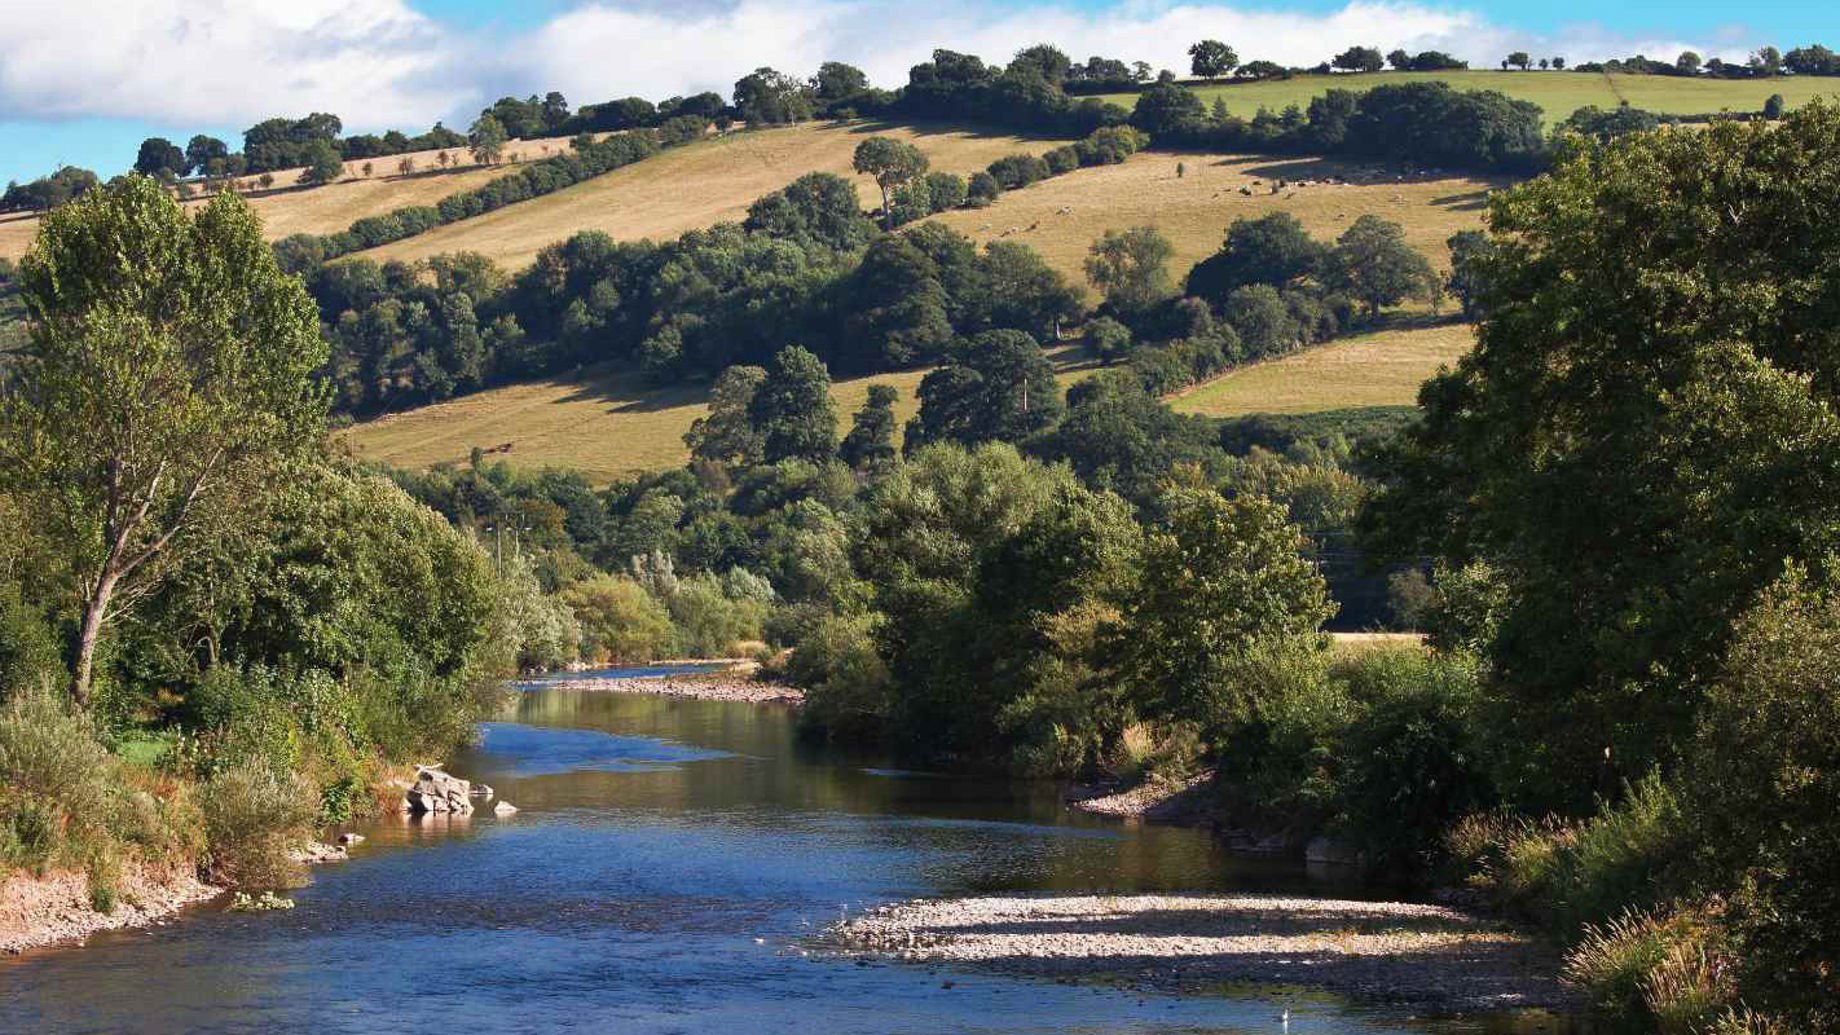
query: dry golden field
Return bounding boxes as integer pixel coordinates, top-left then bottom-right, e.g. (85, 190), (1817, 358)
(345, 345), (1099, 484)
(1168, 320), (1475, 418)
(931, 151), (1504, 284)
(0, 134), (577, 261)
(356, 121), (1077, 269)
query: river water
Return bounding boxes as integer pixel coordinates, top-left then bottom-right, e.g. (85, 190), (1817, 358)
(0, 671), (1561, 1034)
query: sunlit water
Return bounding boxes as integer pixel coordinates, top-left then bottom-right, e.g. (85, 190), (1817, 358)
(0, 669), (1572, 1034)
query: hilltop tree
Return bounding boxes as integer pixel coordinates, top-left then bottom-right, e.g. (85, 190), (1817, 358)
(1677, 50), (1703, 75)
(1084, 225), (1175, 317)
(750, 346), (837, 463)
(469, 113), (508, 165)
(1011, 44), (1074, 84)
(852, 137), (929, 230)
(1552, 56), (1566, 69)
(1328, 214), (1434, 316)
(133, 137), (185, 179)
(1188, 40), (1239, 81)
(734, 67), (815, 125)
(840, 384), (900, 474)
(1751, 46), (1782, 74)
(1507, 51), (1532, 70)
(0, 176), (328, 706)
(1333, 46), (1385, 73)
(298, 139), (345, 185)
(1388, 49), (1411, 70)
(685, 365), (767, 467)
(184, 135), (229, 176)
(813, 61), (871, 102)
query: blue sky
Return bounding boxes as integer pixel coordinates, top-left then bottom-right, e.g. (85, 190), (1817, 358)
(1, 0), (1835, 186)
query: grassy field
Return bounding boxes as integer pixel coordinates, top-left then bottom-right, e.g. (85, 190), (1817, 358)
(357, 121), (1077, 269)
(1169, 320), (1474, 418)
(933, 150), (1500, 285)
(0, 135), (576, 261)
(345, 345), (1101, 484)
(1098, 70), (1840, 124)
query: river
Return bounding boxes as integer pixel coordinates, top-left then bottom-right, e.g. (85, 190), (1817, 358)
(0, 669), (1565, 1034)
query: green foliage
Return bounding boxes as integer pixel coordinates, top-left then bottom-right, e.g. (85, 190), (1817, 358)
(663, 573), (771, 657)
(1084, 225), (1175, 316)
(1326, 214), (1436, 316)
(561, 575), (676, 662)
(1688, 567), (1840, 1020)
(0, 687), (116, 873)
(1185, 211), (1325, 301)
(839, 384), (900, 475)
(3, 175), (328, 705)
(1363, 102), (1840, 810)
(750, 346), (838, 464)
(907, 330), (1062, 449)
(201, 755), (316, 889)
(1115, 488), (1334, 741)
(1331, 649), (1493, 877)
(853, 137), (929, 228)
(685, 365), (767, 468)
(791, 612), (893, 742)
(0, 581), (61, 699)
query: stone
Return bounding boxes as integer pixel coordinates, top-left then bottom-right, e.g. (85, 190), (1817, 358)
(493, 800), (518, 816)
(336, 832), (365, 846)
(403, 766), (474, 815)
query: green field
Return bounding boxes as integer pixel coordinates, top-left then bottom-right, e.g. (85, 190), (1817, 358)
(347, 345), (1101, 484)
(1169, 320), (1475, 418)
(1099, 70), (1840, 124)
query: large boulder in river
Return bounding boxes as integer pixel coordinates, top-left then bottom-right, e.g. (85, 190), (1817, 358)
(404, 766), (474, 814)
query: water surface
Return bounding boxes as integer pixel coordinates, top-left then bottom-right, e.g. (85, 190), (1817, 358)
(0, 673), (1562, 1034)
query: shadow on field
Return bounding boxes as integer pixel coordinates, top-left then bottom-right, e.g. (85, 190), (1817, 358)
(552, 369), (707, 415)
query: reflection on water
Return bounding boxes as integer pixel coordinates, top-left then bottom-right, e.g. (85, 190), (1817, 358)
(0, 682), (1575, 1035)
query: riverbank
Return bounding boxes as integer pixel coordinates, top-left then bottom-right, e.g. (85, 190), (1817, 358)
(832, 893), (1572, 1012)
(0, 863), (220, 955)
(541, 663), (804, 704)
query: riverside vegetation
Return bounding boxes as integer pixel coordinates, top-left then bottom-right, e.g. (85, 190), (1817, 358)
(0, 49), (1834, 1035)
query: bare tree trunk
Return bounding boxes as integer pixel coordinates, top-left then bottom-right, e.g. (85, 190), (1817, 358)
(72, 571), (118, 708)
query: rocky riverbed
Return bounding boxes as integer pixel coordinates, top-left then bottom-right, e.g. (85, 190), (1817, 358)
(0, 863), (220, 956)
(832, 893), (1572, 1012)
(543, 667), (804, 704)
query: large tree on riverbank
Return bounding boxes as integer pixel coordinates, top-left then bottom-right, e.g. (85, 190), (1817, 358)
(1361, 102), (1840, 810)
(0, 176), (327, 705)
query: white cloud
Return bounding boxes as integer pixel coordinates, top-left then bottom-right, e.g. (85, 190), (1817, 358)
(0, 0), (467, 128)
(0, 0), (1771, 134)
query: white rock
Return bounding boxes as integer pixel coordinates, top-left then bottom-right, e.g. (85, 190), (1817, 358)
(493, 801), (518, 815)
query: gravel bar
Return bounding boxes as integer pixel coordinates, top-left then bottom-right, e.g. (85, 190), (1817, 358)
(832, 893), (1573, 1012)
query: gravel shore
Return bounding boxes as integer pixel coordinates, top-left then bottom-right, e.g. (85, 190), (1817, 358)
(833, 893), (1572, 1012)
(1, 863), (220, 955)
(543, 669), (804, 704)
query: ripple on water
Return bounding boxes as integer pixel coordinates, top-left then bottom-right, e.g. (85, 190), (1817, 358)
(475, 721), (733, 776)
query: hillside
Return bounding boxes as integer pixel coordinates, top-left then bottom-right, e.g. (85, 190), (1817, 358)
(345, 345), (1099, 484)
(1168, 319), (1475, 417)
(1098, 69), (1840, 124)
(346, 320), (1472, 482)
(0, 134), (577, 261)
(355, 121), (1078, 269)
(929, 150), (1500, 283)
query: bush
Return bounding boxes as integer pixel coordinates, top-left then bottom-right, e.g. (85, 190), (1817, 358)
(1563, 905), (1729, 1025)
(201, 756), (316, 889)
(792, 612), (893, 742)
(665, 573), (769, 657)
(986, 153), (1050, 190)
(0, 582), (61, 700)
(0, 687), (117, 873)
(1332, 648), (1493, 879)
(560, 574), (676, 662)
(965, 172), (1000, 207)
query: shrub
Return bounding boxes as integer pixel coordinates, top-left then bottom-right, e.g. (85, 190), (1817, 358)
(0, 687), (118, 873)
(965, 172), (1000, 207)
(666, 573), (769, 657)
(1043, 146), (1080, 175)
(986, 153), (1050, 190)
(201, 756), (316, 889)
(792, 612), (892, 742)
(0, 582), (61, 700)
(1563, 905), (1729, 1025)
(1332, 648), (1493, 879)
(560, 574), (676, 662)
